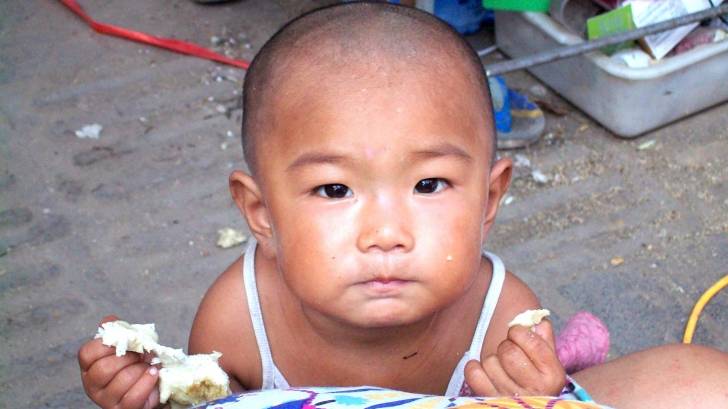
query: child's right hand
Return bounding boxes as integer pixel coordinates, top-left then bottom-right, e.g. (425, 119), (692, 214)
(78, 315), (161, 409)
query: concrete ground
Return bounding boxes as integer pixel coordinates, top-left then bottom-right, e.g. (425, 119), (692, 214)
(1, 1), (726, 407)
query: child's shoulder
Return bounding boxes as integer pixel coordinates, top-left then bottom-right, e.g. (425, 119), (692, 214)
(497, 270), (541, 323)
(188, 255), (262, 391)
(480, 269), (541, 358)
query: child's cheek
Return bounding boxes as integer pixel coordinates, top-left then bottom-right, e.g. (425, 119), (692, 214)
(445, 204), (486, 266)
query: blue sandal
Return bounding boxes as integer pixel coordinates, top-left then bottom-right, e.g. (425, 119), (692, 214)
(489, 75), (545, 149)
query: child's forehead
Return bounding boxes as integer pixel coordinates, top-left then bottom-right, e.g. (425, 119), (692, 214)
(275, 46), (482, 107)
(278, 56), (479, 117)
(265, 64), (492, 159)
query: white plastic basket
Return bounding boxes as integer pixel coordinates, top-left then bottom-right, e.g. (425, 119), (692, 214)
(495, 11), (728, 137)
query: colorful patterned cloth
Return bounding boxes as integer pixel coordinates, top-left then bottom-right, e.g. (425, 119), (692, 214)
(194, 386), (612, 409)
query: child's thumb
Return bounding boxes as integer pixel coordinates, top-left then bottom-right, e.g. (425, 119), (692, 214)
(144, 385), (161, 409)
(143, 370), (160, 409)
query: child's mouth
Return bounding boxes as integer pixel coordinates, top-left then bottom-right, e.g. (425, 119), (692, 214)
(363, 278), (410, 295)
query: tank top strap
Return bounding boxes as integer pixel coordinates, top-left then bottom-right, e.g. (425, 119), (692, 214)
(444, 251), (507, 396)
(467, 251), (506, 360)
(242, 239), (277, 389)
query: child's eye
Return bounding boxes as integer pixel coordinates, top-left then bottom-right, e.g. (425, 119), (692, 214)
(414, 178), (448, 194)
(314, 184), (352, 199)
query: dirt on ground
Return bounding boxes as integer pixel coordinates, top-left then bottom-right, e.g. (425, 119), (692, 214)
(1, 1), (726, 407)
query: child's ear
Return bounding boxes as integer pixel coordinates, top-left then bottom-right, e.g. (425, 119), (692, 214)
(229, 170), (276, 257)
(482, 157), (512, 241)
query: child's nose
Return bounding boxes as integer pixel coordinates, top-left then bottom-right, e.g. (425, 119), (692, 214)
(356, 197), (414, 253)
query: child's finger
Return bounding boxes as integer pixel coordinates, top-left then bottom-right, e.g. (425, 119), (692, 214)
(481, 354), (524, 396)
(84, 351), (143, 392)
(496, 339), (541, 389)
(464, 359), (497, 396)
(79, 315), (122, 372)
(106, 362), (149, 401)
(118, 365), (160, 409)
(507, 323), (566, 395)
(79, 338), (117, 372)
(533, 319), (557, 350)
(507, 323), (560, 374)
(144, 382), (161, 409)
(86, 363), (146, 409)
(102, 362), (149, 407)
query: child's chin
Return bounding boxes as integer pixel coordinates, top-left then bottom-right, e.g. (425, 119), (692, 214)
(361, 317), (412, 328)
(350, 308), (427, 328)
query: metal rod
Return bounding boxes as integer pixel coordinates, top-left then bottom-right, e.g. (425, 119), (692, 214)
(485, 3), (728, 76)
(477, 44), (498, 57)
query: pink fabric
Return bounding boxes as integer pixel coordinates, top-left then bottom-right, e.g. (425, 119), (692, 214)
(556, 311), (610, 374)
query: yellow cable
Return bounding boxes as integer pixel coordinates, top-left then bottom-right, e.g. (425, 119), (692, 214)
(683, 274), (728, 344)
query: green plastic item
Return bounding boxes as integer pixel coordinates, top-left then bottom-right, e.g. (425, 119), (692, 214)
(483, 0), (551, 12)
(586, 4), (636, 55)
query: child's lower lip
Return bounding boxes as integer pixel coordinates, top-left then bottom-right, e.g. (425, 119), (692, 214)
(363, 279), (410, 293)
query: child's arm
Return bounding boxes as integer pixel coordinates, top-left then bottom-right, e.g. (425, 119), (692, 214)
(464, 271), (566, 397)
(78, 316), (161, 409)
(188, 257), (261, 393)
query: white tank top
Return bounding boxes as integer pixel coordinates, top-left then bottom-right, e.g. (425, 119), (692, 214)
(242, 239), (506, 396)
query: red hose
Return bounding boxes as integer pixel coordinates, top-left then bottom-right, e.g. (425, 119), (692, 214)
(59, 0), (250, 70)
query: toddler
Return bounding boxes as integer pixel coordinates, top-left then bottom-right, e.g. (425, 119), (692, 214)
(78, 3), (728, 409)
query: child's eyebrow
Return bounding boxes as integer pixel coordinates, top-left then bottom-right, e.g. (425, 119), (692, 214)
(286, 152), (348, 172)
(286, 142), (473, 172)
(410, 142), (473, 162)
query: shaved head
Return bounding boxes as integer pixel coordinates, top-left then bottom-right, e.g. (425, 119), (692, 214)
(242, 1), (494, 174)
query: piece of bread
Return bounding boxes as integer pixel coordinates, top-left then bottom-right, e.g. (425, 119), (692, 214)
(95, 321), (159, 356)
(95, 320), (230, 408)
(507, 309), (551, 328)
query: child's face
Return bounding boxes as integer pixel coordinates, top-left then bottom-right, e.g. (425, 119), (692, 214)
(241, 63), (508, 328)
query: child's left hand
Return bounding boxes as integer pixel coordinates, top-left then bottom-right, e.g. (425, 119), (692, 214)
(464, 320), (566, 397)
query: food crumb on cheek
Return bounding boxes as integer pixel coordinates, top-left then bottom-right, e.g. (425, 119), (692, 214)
(446, 255), (453, 262)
